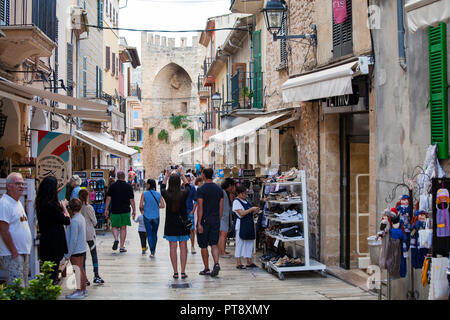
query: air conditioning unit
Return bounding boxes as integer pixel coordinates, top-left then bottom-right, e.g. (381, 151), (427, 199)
(70, 6), (86, 31)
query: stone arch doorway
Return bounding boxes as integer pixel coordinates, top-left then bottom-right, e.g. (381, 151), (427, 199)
(145, 63), (195, 177)
(280, 132), (298, 171)
(152, 63), (193, 117)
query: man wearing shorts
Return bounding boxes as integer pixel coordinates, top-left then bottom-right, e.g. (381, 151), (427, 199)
(196, 168), (223, 277)
(105, 171), (136, 253)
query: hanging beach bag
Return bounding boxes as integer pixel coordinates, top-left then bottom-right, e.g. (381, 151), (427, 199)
(435, 188), (450, 237)
(418, 218), (433, 249)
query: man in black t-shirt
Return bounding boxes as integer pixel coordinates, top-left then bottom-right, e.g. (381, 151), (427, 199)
(105, 171), (136, 253)
(196, 168), (224, 277)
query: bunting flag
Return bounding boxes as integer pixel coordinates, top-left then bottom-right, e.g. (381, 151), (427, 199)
(36, 130), (71, 201)
(333, 0), (348, 24)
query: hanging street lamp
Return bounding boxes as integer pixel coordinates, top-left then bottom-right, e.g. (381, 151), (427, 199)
(262, 0), (317, 45)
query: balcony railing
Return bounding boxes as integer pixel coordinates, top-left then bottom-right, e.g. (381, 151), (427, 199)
(203, 57), (214, 76)
(198, 75), (210, 93)
(130, 83), (142, 101)
(7, 0), (58, 43)
(231, 70), (263, 110)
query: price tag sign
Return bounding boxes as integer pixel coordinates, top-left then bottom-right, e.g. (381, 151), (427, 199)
(274, 239), (280, 248)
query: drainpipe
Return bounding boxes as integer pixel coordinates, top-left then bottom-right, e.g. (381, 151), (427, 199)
(397, 0), (407, 71)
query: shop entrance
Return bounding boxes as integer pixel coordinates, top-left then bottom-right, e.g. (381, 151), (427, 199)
(340, 113), (369, 269)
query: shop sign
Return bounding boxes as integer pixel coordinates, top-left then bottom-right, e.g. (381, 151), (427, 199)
(243, 169), (256, 177)
(74, 171), (87, 179)
(36, 131), (71, 201)
(90, 171), (104, 178)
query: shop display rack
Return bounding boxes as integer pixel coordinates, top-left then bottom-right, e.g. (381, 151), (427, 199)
(260, 170), (326, 280)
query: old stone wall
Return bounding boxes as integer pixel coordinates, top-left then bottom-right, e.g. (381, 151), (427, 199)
(140, 33), (206, 178)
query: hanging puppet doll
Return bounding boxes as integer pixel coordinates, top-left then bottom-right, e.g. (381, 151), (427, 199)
(385, 207), (408, 278)
(410, 210), (429, 269)
(396, 194), (412, 242)
(436, 188), (450, 238)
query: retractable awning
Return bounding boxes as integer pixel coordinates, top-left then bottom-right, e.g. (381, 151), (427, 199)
(74, 130), (138, 158)
(281, 61), (358, 103)
(180, 145), (204, 157)
(0, 79), (113, 121)
(209, 112), (289, 144)
(405, 0), (450, 33)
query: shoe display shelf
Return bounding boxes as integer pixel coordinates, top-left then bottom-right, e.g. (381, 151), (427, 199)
(260, 170), (326, 280)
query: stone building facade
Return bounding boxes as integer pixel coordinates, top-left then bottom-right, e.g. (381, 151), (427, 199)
(140, 34), (206, 178)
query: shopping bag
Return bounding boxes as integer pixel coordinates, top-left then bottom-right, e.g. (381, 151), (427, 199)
(418, 219), (433, 249)
(428, 257), (449, 300)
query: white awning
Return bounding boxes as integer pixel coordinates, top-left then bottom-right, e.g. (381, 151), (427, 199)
(0, 78), (119, 121)
(74, 130), (138, 158)
(405, 0), (450, 33)
(281, 61), (358, 103)
(180, 145), (204, 157)
(209, 112), (289, 144)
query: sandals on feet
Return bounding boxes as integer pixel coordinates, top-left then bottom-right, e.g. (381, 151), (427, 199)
(173, 272), (179, 279)
(199, 269), (211, 276)
(181, 273), (188, 279)
(236, 264), (246, 269)
(246, 263), (257, 268)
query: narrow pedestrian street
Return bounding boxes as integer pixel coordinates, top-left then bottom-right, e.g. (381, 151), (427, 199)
(59, 191), (377, 300)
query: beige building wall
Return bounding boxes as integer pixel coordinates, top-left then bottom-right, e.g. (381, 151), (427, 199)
(315, 0), (372, 66)
(103, 0), (120, 98)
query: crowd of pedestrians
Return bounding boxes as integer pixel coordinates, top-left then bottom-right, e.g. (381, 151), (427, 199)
(0, 164), (262, 299)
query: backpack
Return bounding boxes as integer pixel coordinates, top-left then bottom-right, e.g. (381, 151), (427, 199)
(435, 188), (450, 237)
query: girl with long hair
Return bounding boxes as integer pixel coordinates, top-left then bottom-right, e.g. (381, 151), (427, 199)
(160, 166), (191, 279)
(35, 176), (71, 283)
(139, 179), (165, 257)
(79, 189), (104, 285)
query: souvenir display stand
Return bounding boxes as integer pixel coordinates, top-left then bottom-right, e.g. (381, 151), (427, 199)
(259, 170), (326, 280)
(75, 169), (109, 232)
(376, 165), (450, 300)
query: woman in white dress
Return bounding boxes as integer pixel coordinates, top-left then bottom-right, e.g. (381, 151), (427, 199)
(232, 185), (261, 269)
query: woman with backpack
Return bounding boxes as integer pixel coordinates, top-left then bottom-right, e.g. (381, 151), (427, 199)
(139, 179), (165, 258)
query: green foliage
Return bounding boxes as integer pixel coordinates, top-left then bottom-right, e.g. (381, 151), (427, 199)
(148, 127), (154, 135)
(184, 128), (199, 144)
(169, 115), (190, 129)
(133, 146), (141, 153)
(0, 261), (61, 300)
(158, 129), (169, 143)
(242, 86), (254, 99)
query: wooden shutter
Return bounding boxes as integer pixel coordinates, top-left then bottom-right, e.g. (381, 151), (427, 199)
(98, 0), (103, 29)
(99, 68), (103, 97)
(280, 12), (287, 67)
(332, 0), (353, 59)
(96, 66), (99, 98)
(67, 43), (73, 109)
(252, 30), (263, 109)
(112, 52), (116, 75)
(0, 0), (10, 26)
(429, 23), (448, 159)
(106, 46), (110, 70)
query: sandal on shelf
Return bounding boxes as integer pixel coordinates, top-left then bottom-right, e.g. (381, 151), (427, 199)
(236, 265), (246, 269)
(199, 269), (211, 276)
(181, 273), (188, 279)
(173, 272), (179, 279)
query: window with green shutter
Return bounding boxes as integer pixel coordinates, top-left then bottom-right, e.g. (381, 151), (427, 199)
(252, 30), (263, 109)
(82, 56), (87, 98)
(332, 0), (353, 59)
(98, 0), (103, 29)
(280, 12), (287, 68)
(428, 22), (448, 159)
